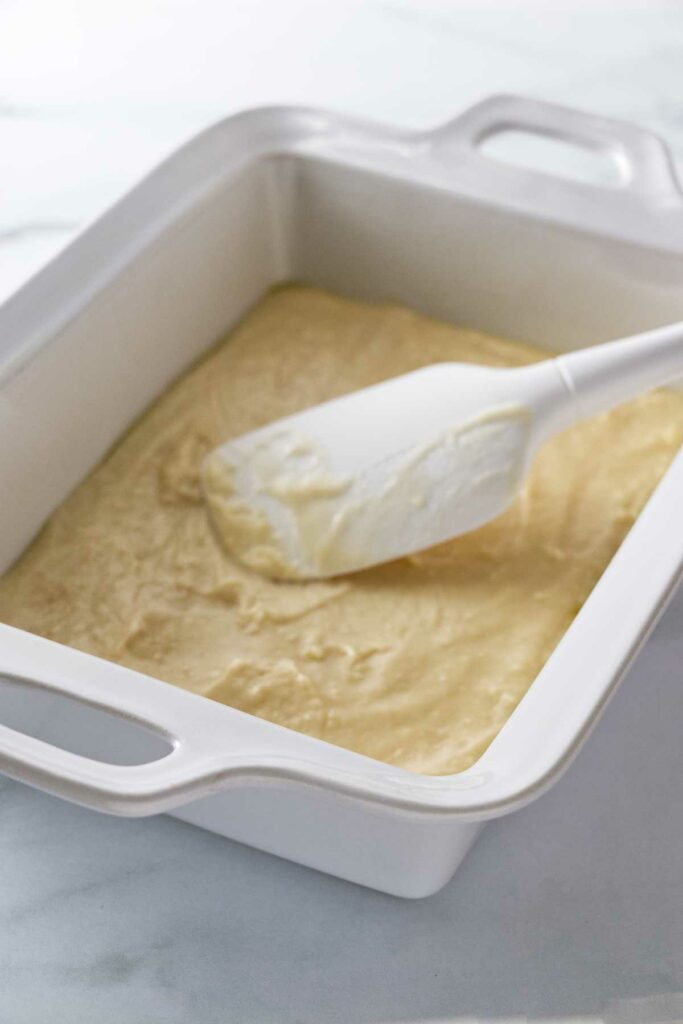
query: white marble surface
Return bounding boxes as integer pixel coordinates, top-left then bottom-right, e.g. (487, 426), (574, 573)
(1, 1), (683, 1020)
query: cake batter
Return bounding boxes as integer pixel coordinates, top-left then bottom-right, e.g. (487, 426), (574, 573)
(1, 286), (682, 775)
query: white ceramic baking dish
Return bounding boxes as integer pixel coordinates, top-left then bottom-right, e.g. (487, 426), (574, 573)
(1, 95), (682, 898)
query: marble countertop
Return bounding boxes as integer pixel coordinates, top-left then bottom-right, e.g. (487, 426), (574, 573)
(1, 2), (683, 1021)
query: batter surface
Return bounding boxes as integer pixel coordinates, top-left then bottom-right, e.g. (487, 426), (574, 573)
(1, 286), (682, 775)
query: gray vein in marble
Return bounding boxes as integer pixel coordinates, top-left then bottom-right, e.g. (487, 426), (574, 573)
(375, 0), (566, 64)
(1, 858), (175, 925)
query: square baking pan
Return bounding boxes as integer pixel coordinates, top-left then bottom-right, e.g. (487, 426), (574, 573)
(1, 95), (682, 898)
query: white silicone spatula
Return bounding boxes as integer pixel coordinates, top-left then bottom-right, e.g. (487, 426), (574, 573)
(202, 321), (683, 580)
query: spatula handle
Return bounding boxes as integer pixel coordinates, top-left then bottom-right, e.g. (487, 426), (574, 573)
(556, 321), (683, 421)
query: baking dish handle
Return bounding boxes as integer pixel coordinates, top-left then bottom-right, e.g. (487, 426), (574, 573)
(430, 94), (681, 204)
(0, 625), (274, 816)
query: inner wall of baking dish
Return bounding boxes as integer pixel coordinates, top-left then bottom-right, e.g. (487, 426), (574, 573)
(2, 150), (683, 579)
(285, 155), (683, 348)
